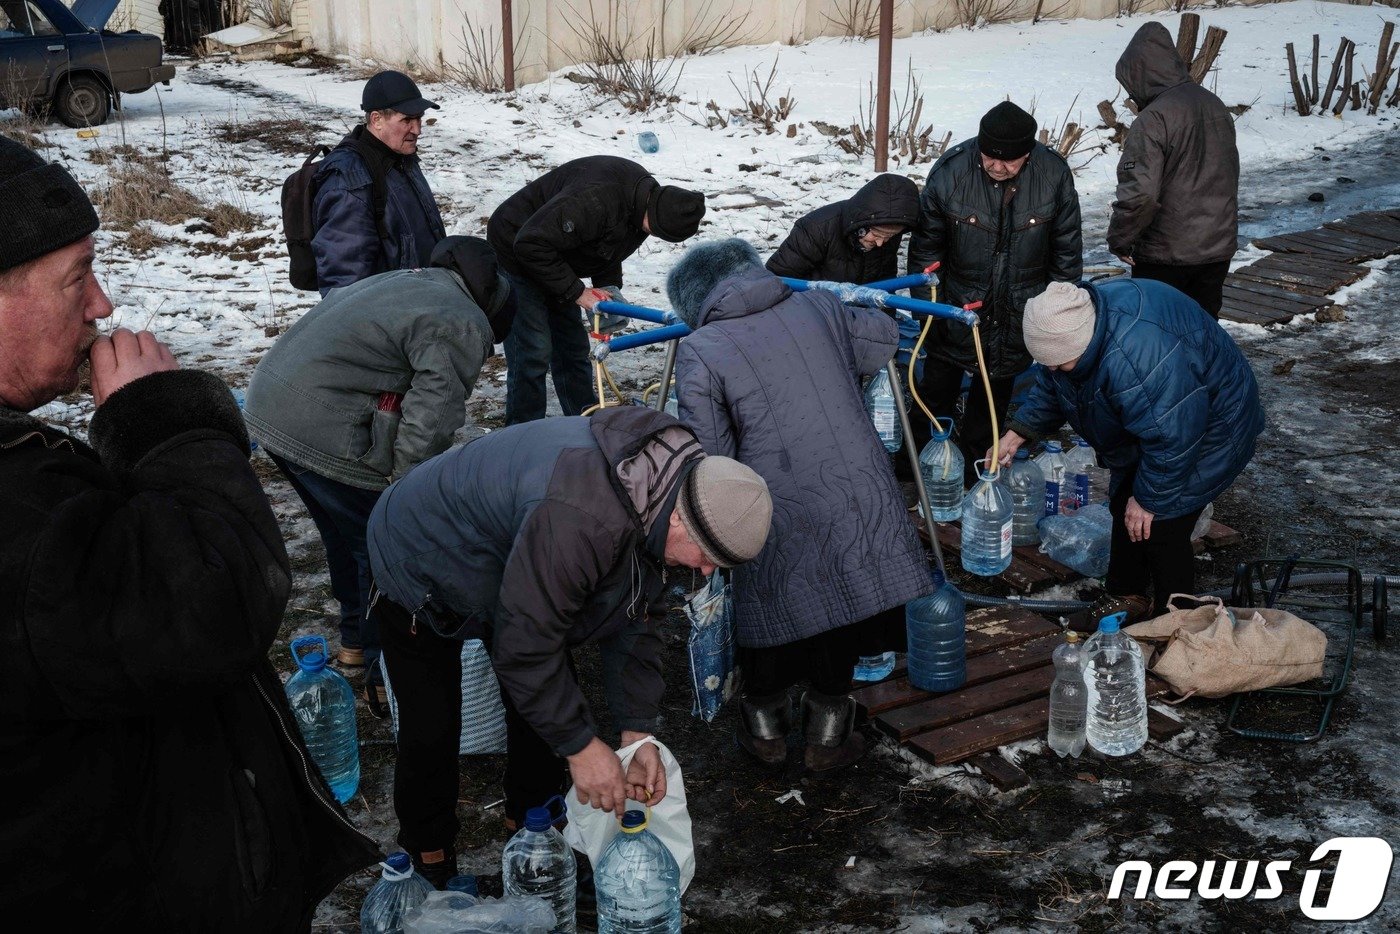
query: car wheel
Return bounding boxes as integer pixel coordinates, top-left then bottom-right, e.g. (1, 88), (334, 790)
(55, 76), (110, 128)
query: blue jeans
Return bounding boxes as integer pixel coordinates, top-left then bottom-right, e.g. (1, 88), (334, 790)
(503, 272), (597, 424)
(269, 452), (384, 674)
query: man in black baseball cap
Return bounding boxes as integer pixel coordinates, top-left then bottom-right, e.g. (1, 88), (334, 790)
(309, 70), (447, 293)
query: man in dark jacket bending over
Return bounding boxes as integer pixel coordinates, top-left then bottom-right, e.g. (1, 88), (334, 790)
(367, 406), (771, 885)
(907, 102), (1082, 479)
(1108, 22), (1239, 318)
(0, 138), (378, 927)
(766, 173), (921, 285)
(488, 156), (705, 424)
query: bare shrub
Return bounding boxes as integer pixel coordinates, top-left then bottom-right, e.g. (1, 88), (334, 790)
(836, 67), (950, 165)
(671, 0), (759, 55)
(1032, 0), (1073, 23)
(561, 0), (685, 112)
(245, 0), (294, 29)
(93, 155), (258, 237)
(954, 0), (1022, 29)
(823, 0), (880, 40)
(1029, 94), (1108, 169)
(727, 59), (795, 133)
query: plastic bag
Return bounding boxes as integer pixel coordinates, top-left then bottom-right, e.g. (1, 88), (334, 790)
(562, 736), (695, 893)
(1038, 503), (1112, 578)
(684, 571), (737, 722)
(403, 891), (554, 934)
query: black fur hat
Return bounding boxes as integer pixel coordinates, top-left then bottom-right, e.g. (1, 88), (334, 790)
(665, 238), (763, 329)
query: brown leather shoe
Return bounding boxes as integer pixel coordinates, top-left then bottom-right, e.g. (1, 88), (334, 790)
(336, 645), (365, 668)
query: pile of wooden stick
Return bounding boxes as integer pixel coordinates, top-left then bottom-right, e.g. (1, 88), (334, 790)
(1287, 21), (1400, 117)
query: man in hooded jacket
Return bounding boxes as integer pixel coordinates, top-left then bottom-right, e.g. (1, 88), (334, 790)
(1108, 21), (1240, 318)
(765, 174), (921, 285)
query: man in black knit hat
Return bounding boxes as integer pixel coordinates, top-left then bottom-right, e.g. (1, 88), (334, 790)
(906, 101), (1083, 481)
(488, 155), (705, 424)
(0, 138), (378, 926)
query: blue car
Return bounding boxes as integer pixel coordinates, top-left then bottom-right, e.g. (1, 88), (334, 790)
(0, 0), (175, 127)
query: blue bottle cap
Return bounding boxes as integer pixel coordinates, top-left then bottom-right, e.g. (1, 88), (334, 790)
(620, 809), (648, 832)
(524, 805), (553, 832)
(1014, 449), (1029, 461)
(386, 852), (412, 872)
(930, 417), (955, 441)
(1043, 440), (1062, 453)
(1098, 611), (1126, 633)
(290, 635), (329, 673)
(931, 567), (946, 589)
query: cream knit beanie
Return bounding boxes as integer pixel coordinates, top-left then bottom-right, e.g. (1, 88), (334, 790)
(1023, 282), (1096, 367)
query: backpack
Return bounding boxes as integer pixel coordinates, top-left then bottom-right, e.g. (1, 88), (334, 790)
(281, 139), (391, 291)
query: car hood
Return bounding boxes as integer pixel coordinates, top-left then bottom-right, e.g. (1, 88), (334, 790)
(70, 0), (122, 30)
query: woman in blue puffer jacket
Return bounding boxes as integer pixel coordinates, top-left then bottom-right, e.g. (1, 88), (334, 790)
(993, 279), (1263, 615)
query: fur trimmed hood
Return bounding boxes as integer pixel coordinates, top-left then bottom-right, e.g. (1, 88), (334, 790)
(665, 238), (764, 329)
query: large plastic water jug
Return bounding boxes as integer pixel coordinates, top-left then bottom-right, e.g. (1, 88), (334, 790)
(905, 568), (966, 692)
(960, 460), (1012, 577)
(362, 853), (435, 934)
(1007, 449), (1045, 546)
(864, 369), (901, 453)
(1084, 613), (1148, 756)
(1065, 436), (1104, 507)
(1047, 631), (1087, 757)
(502, 795), (577, 933)
(285, 635), (359, 803)
(594, 810), (681, 934)
(1035, 441), (1071, 516)
(918, 417), (963, 522)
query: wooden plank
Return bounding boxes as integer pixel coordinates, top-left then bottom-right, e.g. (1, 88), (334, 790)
(1219, 296), (1295, 326)
(853, 633), (1061, 716)
(908, 697), (1049, 765)
(1230, 267), (1336, 296)
(1201, 519), (1243, 549)
(969, 752), (1030, 791)
(926, 521), (1051, 593)
(1148, 707), (1186, 740)
(872, 605), (1058, 685)
(1223, 276), (1332, 311)
(876, 665), (1054, 740)
(1324, 218), (1400, 247)
(1281, 227), (1398, 254)
(1011, 544), (1082, 583)
(1253, 253), (1367, 281)
(1252, 231), (1365, 258)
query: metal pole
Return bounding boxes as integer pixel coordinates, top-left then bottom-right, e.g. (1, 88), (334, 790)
(502, 0), (515, 92)
(886, 360), (945, 575)
(655, 340), (679, 412)
(874, 0), (894, 172)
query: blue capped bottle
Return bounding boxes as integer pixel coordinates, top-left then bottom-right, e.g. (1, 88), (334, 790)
(905, 568), (967, 692)
(1084, 612), (1148, 756)
(595, 810), (681, 934)
(1007, 449), (1045, 547)
(852, 652), (896, 682)
(863, 369), (901, 453)
(1035, 441), (1072, 516)
(502, 795), (577, 933)
(918, 417), (964, 522)
(284, 635), (359, 803)
(960, 460), (1013, 576)
(361, 852), (434, 934)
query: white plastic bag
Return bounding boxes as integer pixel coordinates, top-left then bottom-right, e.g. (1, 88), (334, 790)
(562, 736), (695, 893)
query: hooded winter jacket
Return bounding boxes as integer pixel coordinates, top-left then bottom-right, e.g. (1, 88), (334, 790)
(1007, 278), (1263, 519)
(674, 268), (931, 648)
(907, 140), (1083, 378)
(0, 371), (379, 929)
(1107, 22), (1240, 265)
(488, 156), (660, 305)
(765, 174), (921, 284)
(245, 266), (502, 491)
(312, 125), (447, 294)
(367, 407), (702, 756)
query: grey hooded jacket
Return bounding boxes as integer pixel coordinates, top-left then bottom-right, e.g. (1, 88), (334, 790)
(1107, 22), (1239, 265)
(367, 407), (703, 756)
(674, 269), (931, 648)
(244, 266), (499, 490)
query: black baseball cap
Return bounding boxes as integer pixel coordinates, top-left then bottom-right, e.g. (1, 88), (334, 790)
(362, 70), (440, 116)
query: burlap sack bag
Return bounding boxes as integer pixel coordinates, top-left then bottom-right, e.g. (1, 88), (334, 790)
(1124, 595), (1327, 698)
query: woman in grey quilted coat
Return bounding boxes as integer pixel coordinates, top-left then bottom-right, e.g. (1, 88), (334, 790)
(670, 239), (931, 772)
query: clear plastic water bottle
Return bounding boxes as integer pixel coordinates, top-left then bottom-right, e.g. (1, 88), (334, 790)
(960, 460), (1012, 577)
(362, 852), (435, 934)
(637, 131), (660, 154)
(285, 635), (359, 803)
(1047, 631), (1087, 757)
(1084, 612), (1148, 757)
(1065, 436), (1102, 507)
(918, 417), (963, 522)
(864, 369), (901, 453)
(852, 652), (896, 682)
(1007, 449), (1045, 547)
(594, 809), (681, 934)
(905, 568), (966, 692)
(502, 795), (577, 934)
(1035, 441), (1071, 516)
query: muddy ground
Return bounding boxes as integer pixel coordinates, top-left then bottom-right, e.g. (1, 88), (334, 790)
(287, 135), (1400, 931)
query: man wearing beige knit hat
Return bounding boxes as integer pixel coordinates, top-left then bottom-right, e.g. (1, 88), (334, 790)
(991, 278), (1262, 616)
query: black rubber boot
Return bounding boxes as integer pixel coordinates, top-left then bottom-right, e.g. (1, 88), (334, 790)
(411, 847), (458, 890)
(736, 690), (791, 767)
(801, 690), (866, 773)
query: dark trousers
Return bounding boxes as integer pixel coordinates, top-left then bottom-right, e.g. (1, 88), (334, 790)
(1106, 470), (1204, 616)
(270, 453), (382, 670)
(740, 606), (905, 697)
(1132, 260), (1230, 319)
(503, 272), (597, 424)
(913, 358), (1015, 485)
(375, 595), (570, 851)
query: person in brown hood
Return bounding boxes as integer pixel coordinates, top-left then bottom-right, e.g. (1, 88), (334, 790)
(1108, 21), (1240, 318)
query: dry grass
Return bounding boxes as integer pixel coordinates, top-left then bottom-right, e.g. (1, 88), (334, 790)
(124, 223), (169, 256)
(92, 154), (259, 237)
(212, 113), (325, 156)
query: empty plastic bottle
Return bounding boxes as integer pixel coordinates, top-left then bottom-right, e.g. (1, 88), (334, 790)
(637, 131), (660, 154)
(960, 460), (1013, 577)
(1065, 436), (1103, 507)
(1007, 449), (1045, 547)
(1035, 441), (1071, 516)
(445, 875), (478, 896)
(864, 369), (901, 453)
(1084, 612), (1148, 757)
(362, 852), (435, 934)
(905, 568), (967, 692)
(918, 417), (964, 522)
(1047, 631), (1087, 757)
(594, 809), (681, 934)
(502, 795), (577, 934)
(284, 635), (359, 803)
(852, 652), (896, 682)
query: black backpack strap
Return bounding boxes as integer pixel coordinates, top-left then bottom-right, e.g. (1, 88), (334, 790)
(344, 137), (393, 244)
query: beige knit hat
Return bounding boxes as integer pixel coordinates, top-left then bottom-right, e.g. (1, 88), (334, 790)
(1023, 282), (1096, 367)
(675, 456), (772, 567)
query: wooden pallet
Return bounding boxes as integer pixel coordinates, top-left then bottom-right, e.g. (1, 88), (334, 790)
(854, 606), (1176, 782)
